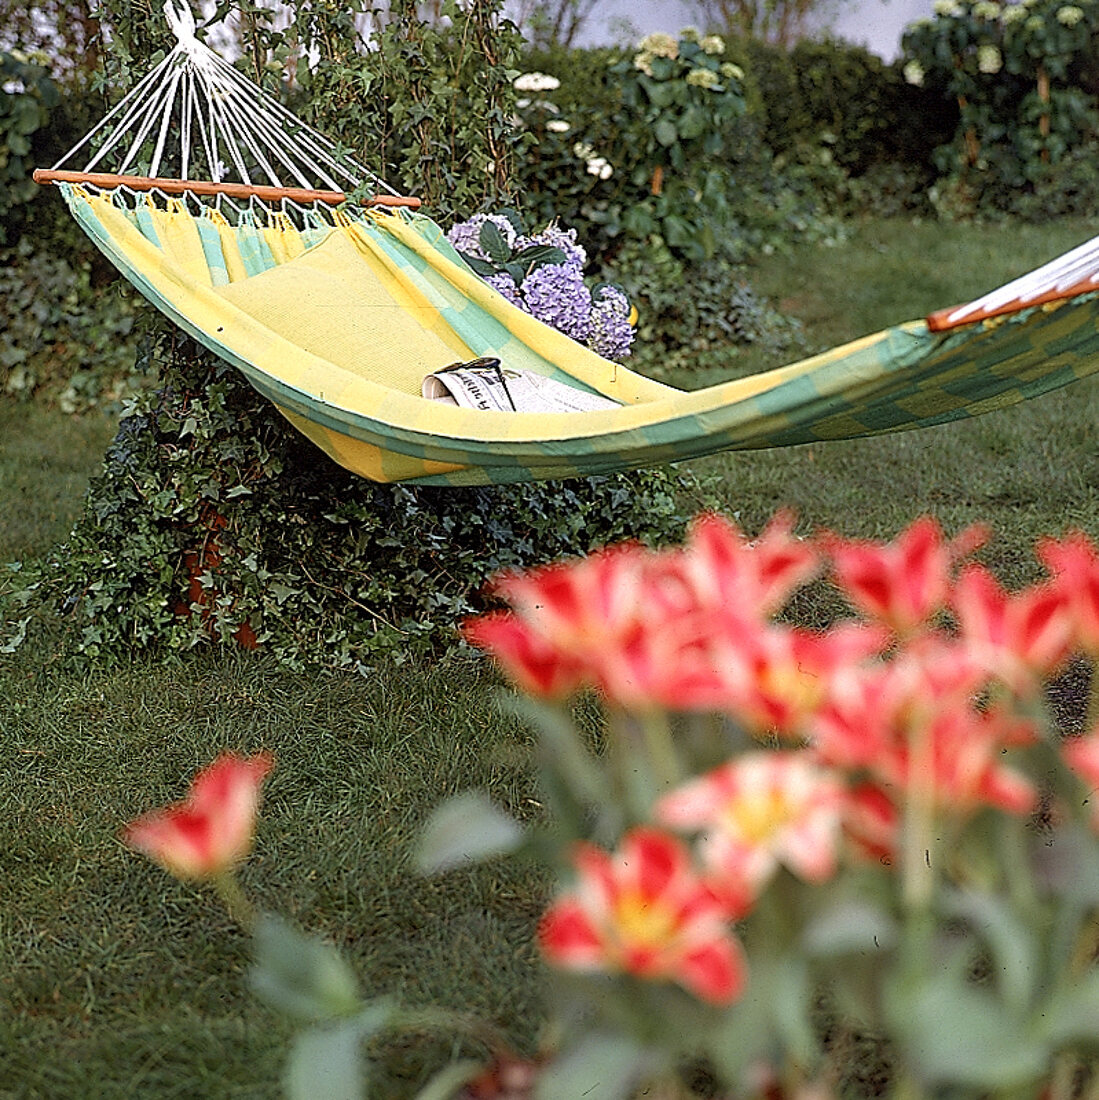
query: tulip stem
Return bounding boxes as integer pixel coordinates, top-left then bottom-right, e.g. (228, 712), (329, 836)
(213, 872), (256, 931)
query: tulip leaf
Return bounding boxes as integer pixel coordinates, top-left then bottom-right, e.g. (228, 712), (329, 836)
(1039, 971), (1099, 1048)
(509, 695), (612, 811)
(941, 887), (1038, 1011)
(415, 790), (524, 874)
(535, 1032), (651, 1100)
(802, 899), (897, 958)
(890, 973), (1046, 1088)
(707, 955), (794, 1088)
(250, 913), (363, 1024)
(284, 1004), (391, 1100)
(411, 1060), (486, 1100)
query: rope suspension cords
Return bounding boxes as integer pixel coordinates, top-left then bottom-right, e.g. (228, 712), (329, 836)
(33, 0), (420, 214)
(29, 1), (1099, 487)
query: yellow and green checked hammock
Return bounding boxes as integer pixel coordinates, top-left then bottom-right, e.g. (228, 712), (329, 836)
(36, 3), (1099, 487)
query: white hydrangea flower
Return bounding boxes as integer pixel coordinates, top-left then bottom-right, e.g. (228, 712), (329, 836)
(721, 61), (745, 80)
(973, 1), (1001, 17)
(933, 0), (964, 15)
(573, 141), (596, 160)
(679, 25), (703, 42)
(700, 34), (726, 54)
(638, 31), (679, 59)
(586, 156), (613, 180)
(1057, 4), (1085, 24)
(1002, 4), (1028, 23)
(1026, 14), (1044, 29)
(514, 72), (560, 93)
(633, 51), (654, 76)
(546, 119), (571, 133)
(977, 43), (1003, 72)
(904, 60), (926, 86)
(686, 67), (720, 88)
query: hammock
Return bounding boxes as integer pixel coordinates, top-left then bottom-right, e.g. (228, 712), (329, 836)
(35, 3), (1099, 487)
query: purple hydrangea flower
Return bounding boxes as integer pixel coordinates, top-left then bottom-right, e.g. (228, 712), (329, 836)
(522, 263), (593, 343)
(446, 214), (517, 262)
(485, 272), (524, 309)
(587, 285), (634, 361)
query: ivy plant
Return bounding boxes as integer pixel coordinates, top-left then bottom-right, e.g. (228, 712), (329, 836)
(3, 337), (704, 671)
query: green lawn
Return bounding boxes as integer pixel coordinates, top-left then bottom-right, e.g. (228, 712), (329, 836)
(4, 217), (1099, 1097)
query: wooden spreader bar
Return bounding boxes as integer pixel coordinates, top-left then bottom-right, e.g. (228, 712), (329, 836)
(926, 278), (1099, 332)
(33, 169), (422, 210)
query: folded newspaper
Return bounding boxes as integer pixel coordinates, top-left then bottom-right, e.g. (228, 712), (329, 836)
(422, 360), (619, 413)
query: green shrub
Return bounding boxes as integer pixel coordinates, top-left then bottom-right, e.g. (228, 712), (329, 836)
(903, 0), (1099, 214)
(734, 37), (954, 183)
(0, 240), (144, 409)
(511, 32), (748, 264)
(3, 339), (706, 670)
(606, 239), (805, 379)
(1007, 137), (1099, 219)
(0, 50), (58, 245)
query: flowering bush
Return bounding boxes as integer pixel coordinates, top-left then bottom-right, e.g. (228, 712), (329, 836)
(447, 212), (635, 361)
(509, 32), (747, 265)
(122, 510), (1099, 1097)
(902, 0), (1099, 212)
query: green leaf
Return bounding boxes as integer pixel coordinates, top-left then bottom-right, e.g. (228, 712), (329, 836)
(507, 695), (611, 810)
(802, 899), (897, 958)
(457, 252), (497, 278)
(1040, 971), (1099, 1049)
(706, 956), (786, 1089)
(535, 1033), (650, 1100)
(284, 1004), (391, 1100)
(478, 220), (512, 265)
(654, 118), (678, 147)
(250, 913), (362, 1024)
(512, 244), (567, 273)
(415, 790), (524, 874)
(888, 972), (1046, 1089)
(677, 106), (706, 141)
(661, 214), (694, 248)
(644, 81), (677, 109)
(412, 1060), (485, 1100)
(942, 888), (1038, 1011)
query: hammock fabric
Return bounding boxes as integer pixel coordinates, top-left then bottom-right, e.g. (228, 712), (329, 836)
(35, 4), (1099, 487)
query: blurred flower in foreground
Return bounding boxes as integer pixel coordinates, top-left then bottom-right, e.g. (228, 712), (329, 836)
(123, 752), (273, 879)
(656, 752), (845, 908)
(538, 827), (747, 1004)
(826, 516), (987, 635)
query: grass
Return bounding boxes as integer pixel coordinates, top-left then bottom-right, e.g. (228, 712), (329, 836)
(5, 216), (1099, 1097)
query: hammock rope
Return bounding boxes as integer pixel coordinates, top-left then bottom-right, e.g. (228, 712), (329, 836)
(43, 0), (396, 206)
